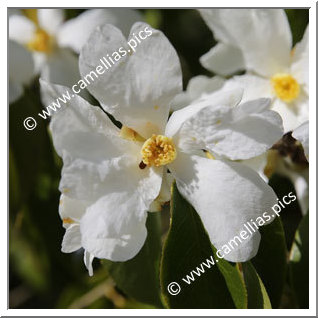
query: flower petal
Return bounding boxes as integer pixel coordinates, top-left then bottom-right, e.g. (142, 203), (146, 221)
(59, 194), (89, 224)
(169, 153), (278, 262)
(41, 49), (81, 87)
(79, 22), (182, 138)
(84, 250), (95, 276)
(198, 9), (292, 77)
(170, 75), (225, 111)
(149, 169), (174, 212)
(221, 74), (273, 103)
(9, 40), (34, 85)
(175, 96), (283, 160)
(241, 152), (269, 183)
(61, 223), (82, 253)
(292, 121), (309, 160)
(271, 98), (304, 133)
(9, 14), (36, 44)
(166, 88), (243, 139)
(9, 81), (23, 103)
(291, 26), (309, 93)
(37, 9), (65, 35)
(200, 43), (245, 76)
(80, 193), (148, 261)
(57, 9), (143, 53)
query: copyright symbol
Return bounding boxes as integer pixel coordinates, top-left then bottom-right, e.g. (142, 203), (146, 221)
(23, 117), (37, 131)
(167, 282), (181, 296)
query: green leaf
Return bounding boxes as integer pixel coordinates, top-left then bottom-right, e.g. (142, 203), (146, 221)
(285, 9), (309, 46)
(213, 252), (247, 309)
(242, 262), (272, 309)
(160, 183), (245, 309)
(252, 217), (287, 308)
(103, 212), (163, 308)
(289, 212), (309, 308)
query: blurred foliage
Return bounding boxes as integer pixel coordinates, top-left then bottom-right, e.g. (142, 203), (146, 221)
(9, 8), (309, 309)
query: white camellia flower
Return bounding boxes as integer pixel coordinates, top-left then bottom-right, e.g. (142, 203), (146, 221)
(9, 9), (143, 93)
(198, 9), (308, 133)
(41, 22), (283, 274)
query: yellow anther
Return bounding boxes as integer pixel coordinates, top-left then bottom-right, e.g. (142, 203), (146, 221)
(271, 73), (300, 103)
(141, 135), (177, 167)
(62, 218), (74, 224)
(119, 126), (145, 142)
(204, 150), (215, 160)
(27, 29), (54, 53)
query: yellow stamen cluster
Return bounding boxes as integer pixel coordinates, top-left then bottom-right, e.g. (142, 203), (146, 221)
(271, 73), (300, 103)
(141, 135), (177, 167)
(27, 29), (54, 53)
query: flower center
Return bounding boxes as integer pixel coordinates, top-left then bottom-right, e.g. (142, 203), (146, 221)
(271, 73), (300, 103)
(141, 135), (177, 167)
(27, 29), (54, 53)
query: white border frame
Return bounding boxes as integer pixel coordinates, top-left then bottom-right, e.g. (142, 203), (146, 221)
(2, 0), (316, 316)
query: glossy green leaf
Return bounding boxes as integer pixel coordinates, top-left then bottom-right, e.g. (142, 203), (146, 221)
(252, 216), (287, 308)
(289, 212), (309, 308)
(211, 246), (247, 309)
(242, 262), (271, 309)
(160, 183), (244, 309)
(103, 212), (163, 308)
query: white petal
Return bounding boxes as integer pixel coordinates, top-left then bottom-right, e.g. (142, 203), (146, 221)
(292, 121), (309, 160)
(59, 194), (89, 223)
(61, 223), (82, 253)
(291, 26), (309, 92)
(57, 9), (143, 53)
(37, 9), (65, 35)
(221, 74), (273, 103)
(84, 250), (95, 276)
(199, 9), (292, 77)
(9, 40), (34, 85)
(175, 97), (283, 160)
(9, 15), (36, 44)
(241, 153), (269, 183)
(271, 99), (302, 133)
(170, 75), (225, 111)
(80, 194), (148, 261)
(79, 22), (182, 138)
(169, 154), (278, 262)
(149, 169), (174, 212)
(9, 81), (23, 103)
(41, 49), (80, 87)
(200, 43), (245, 76)
(166, 88), (243, 138)
(32, 52), (47, 74)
